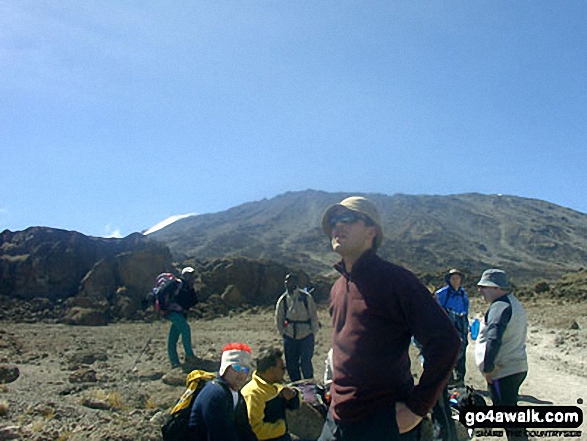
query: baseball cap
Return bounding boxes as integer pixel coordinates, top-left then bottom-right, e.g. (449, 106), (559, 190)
(181, 267), (195, 276)
(321, 196), (384, 248)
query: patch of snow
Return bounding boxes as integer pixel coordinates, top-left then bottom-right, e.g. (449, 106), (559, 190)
(142, 213), (198, 235)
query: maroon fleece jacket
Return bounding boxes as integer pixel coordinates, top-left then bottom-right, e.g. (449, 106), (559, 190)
(328, 250), (460, 423)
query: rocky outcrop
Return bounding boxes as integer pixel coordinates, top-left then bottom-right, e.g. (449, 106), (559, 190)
(76, 248), (173, 319)
(0, 227), (172, 302)
(0, 226), (330, 323)
(0, 227), (173, 323)
(192, 257), (313, 306)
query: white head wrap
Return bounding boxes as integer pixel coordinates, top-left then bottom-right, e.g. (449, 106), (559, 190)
(219, 345), (252, 376)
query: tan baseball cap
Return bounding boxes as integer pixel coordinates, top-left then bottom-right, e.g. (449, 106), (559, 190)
(322, 196), (384, 248)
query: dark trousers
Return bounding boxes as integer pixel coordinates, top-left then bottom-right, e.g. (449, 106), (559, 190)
(489, 371), (528, 441)
(454, 339), (467, 382)
(283, 334), (314, 382)
(318, 403), (421, 441)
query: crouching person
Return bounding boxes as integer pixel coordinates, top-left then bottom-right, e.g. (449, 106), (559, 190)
(242, 348), (300, 441)
(189, 343), (258, 441)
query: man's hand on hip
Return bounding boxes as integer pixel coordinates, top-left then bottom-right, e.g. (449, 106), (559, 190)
(395, 402), (422, 434)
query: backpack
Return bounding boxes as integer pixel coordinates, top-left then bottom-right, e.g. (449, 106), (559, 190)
(153, 273), (182, 312)
(295, 381), (329, 419)
(282, 291), (312, 339)
(161, 370), (216, 441)
(449, 385), (487, 413)
(174, 281), (199, 310)
(282, 290), (312, 324)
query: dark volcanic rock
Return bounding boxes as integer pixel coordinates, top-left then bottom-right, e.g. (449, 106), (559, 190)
(0, 365), (20, 384)
(0, 227), (174, 320)
(0, 228), (172, 301)
(193, 257), (312, 306)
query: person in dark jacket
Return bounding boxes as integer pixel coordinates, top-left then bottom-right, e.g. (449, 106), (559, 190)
(188, 343), (258, 441)
(318, 196), (460, 441)
(435, 268), (470, 385)
(166, 267), (198, 369)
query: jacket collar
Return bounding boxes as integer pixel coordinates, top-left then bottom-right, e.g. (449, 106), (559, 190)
(334, 248), (378, 277)
(252, 371), (282, 393)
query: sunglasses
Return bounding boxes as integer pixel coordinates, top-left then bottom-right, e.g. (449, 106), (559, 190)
(328, 212), (372, 229)
(233, 364), (251, 374)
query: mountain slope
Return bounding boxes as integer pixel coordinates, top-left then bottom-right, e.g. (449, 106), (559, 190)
(150, 190), (587, 283)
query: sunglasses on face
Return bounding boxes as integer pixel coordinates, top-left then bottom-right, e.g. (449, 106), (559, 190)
(328, 212), (372, 229)
(233, 364), (251, 374)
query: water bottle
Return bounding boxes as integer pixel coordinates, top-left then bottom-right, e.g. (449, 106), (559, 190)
(470, 318), (480, 340)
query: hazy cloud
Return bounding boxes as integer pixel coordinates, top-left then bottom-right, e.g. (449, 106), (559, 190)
(104, 225), (122, 238)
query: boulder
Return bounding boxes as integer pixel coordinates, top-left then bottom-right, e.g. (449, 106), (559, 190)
(63, 307), (108, 326)
(286, 401), (325, 440)
(221, 284), (245, 308)
(195, 257), (311, 306)
(115, 293), (135, 320)
(0, 425), (21, 440)
(69, 367), (98, 383)
(65, 351), (108, 366)
(161, 369), (186, 387)
(0, 365), (19, 384)
(78, 247), (173, 316)
(0, 399), (8, 416)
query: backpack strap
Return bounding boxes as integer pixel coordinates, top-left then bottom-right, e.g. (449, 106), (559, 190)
(283, 292), (312, 339)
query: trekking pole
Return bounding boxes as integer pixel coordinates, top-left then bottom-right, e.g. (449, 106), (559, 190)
(130, 318), (164, 371)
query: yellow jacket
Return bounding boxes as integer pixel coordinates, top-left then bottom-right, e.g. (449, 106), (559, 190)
(241, 371), (299, 440)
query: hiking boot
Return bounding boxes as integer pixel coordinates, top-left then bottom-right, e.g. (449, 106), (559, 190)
(184, 355), (198, 364)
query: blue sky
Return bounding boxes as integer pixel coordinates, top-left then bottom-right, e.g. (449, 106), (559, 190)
(1, 1), (586, 238)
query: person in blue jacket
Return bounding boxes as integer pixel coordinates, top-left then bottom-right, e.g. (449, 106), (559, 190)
(188, 343), (258, 441)
(435, 269), (470, 385)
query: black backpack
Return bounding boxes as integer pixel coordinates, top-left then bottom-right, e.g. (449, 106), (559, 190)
(151, 273), (182, 311)
(174, 281), (199, 310)
(151, 273), (198, 312)
(449, 385), (487, 413)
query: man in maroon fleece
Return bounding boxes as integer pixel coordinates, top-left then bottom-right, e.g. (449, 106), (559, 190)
(318, 196), (460, 441)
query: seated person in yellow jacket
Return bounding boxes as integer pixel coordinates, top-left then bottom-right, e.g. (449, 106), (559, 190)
(241, 348), (300, 441)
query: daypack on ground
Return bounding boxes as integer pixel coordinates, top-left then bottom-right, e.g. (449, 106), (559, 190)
(161, 370), (216, 441)
(293, 380), (329, 419)
(449, 385), (487, 412)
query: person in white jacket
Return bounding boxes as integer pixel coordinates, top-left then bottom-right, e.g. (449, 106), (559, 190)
(475, 268), (528, 441)
(275, 273), (319, 382)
